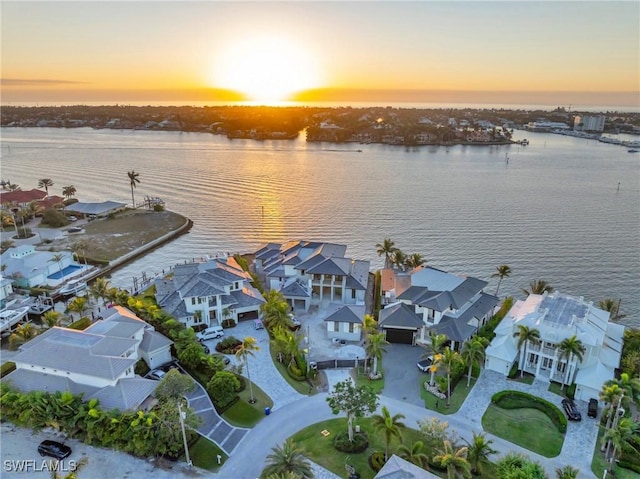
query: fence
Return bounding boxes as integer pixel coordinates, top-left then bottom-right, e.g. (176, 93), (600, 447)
(314, 358), (368, 370)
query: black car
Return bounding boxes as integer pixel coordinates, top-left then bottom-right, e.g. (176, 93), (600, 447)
(588, 398), (598, 418)
(38, 440), (72, 460)
(562, 398), (582, 421)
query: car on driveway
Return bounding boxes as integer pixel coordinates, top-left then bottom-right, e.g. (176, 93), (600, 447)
(38, 440), (72, 460)
(588, 398), (598, 418)
(417, 356), (433, 372)
(197, 326), (224, 341)
(148, 369), (166, 381)
(562, 398), (582, 421)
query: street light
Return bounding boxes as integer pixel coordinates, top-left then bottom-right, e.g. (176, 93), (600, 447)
(177, 399), (192, 467)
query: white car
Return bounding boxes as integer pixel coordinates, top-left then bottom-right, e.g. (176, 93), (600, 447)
(417, 356), (434, 372)
(196, 326), (225, 342)
(148, 369), (166, 380)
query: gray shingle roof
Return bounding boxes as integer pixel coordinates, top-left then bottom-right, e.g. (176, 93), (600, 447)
(3, 368), (99, 397)
(324, 305), (364, 324)
(280, 280), (311, 298)
(88, 377), (158, 412)
(430, 316), (477, 343)
(140, 330), (173, 353)
(379, 303), (424, 329)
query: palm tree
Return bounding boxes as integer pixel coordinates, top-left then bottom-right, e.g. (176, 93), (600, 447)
(521, 279), (553, 297)
(439, 347), (464, 407)
(42, 310), (63, 329)
(260, 290), (290, 330)
(49, 253), (65, 274)
(72, 239), (89, 265)
(365, 332), (389, 377)
(433, 440), (471, 479)
(397, 440), (429, 469)
(372, 406), (405, 461)
(605, 372), (640, 406)
(391, 249), (407, 271)
(273, 327), (303, 368)
(9, 323), (38, 349)
(376, 238), (398, 269)
(90, 277), (111, 307)
(236, 336), (260, 403)
(603, 417), (639, 472)
(222, 307), (232, 326)
(461, 337), (486, 387)
(61, 185), (77, 200)
(600, 383), (623, 438)
(598, 298), (626, 322)
(66, 296), (89, 320)
(465, 432), (496, 475)
(513, 325), (540, 378)
(261, 438), (313, 479)
(127, 170), (141, 207)
(492, 265), (511, 296)
(557, 335), (586, 389)
(405, 253), (426, 269)
(362, 314), (378, 339)
(555, 465), (579, 479)
(427, 332), (448, 386)
(38, 178), (54, 196)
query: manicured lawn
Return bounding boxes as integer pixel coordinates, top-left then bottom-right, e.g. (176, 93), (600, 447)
(222, 382), (273, 427)
(419, 376), (476, 415)
(507, 373), (535, 385)
(269, 342), (316, 395)
(482, 404), (564, 457)
(354, 365), (385, 395)
(592, 426), (640, 479)
(188, 436), (227, 471)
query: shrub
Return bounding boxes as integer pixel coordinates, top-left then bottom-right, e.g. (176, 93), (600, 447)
(368, 452), (386, 472)
(491, 390), (567, 433)
(215, 336), (241, 354)
(134, 359), (149, 377)
(508, 362), (519, 378)
(17, 227), (32, 239)
(207, 371), (241, 410)
(221, 319), (235, 329)
(334, 431), (369, 453)
(153, 204), (164, 212)
(41, 208), (67, 227)
(68, 317), (91, 330)
(565, 383), (576, 399)
(1, 361), (16, 378)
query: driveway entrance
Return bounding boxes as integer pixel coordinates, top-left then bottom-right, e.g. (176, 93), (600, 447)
(381, 343), (428, 406)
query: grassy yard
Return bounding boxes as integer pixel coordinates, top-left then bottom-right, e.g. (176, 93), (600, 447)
(482, 404), (564, 457)
(354, 365), (385, 395)
(592, 426), (640, 479)
(269, 342), (316, 395)
(507, 373), (535, 385)
(419, 375), (476, 414)
(188, 436), (227, 472)
(222, 381), (273, 427)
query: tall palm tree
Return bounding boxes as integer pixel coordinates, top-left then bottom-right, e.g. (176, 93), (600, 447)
(558, 335), (586, 389)
(362, 314), (378, 340)
(433, 440), (471, 479)
(521, 279), (553, 297)
(465, 432), (497, 475)
(61, 185), (77, 199)
(372, 406), (405, 461)
(513, 325), (540, 378)
(376, 238), (397, 269)
(427, 332), (448, 386)
(600, 383), (623, 437)
(603, 417), (639, 472)
(405, 253), (426, 269)
(9, 322), (38, 349)
(66, 296), (89, 320)
(397, 440), (429, 469)
(42, 310), (63, 329)
(38, 178), (54, 196)
(492, 264), (511, 296)
(261, 438), (313, 479)
(90, 277), (111, 307)
(127, 170), (141, 207)
(49, 253), (65, 274)
(555, 465), (579, 479)
(260, 290), (290, 331)
(72, 239), (89, 266)
(236, 336), (260, 403)
(392, 249), (407, 271)
(598, 298), (626, 322)
(461, 338), (486, 387)
(605, 372), (640, 406)
(439, 347), (464, 407)
(365, 332), (389, 376)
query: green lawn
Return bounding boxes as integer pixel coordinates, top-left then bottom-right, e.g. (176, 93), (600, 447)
(419, 375), (476, 414)
(222, 382), (273, 427)
(482, 404), (564, 457)
(354, 365), (385, 395)
(188, 436), (227, 471)
(591, 426), (640, 479)
(269, 342), (316, 395)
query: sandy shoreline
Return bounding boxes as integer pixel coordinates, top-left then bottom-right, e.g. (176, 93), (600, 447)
(0, 424), (212, 478)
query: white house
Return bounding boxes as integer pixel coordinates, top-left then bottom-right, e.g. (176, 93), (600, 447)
(154, 255), (265, 329)
(0, 245), (80, 288)
(324, 304), (365, 342)
(485, 291), (624, 401)
(3, 306), (172, 410)
(254, 240), (370, 311)
(0, 276), (14, 309)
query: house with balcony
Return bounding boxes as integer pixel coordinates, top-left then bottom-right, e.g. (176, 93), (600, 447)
(379, 266), (498, 347)
(485, 291), (624, 401)
(254, 240), (370, 311)
(154, 255), (265, 329)
(3, 306), (171, 411)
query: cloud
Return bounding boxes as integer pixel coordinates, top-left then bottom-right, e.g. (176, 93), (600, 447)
(1, 79), (90, 86)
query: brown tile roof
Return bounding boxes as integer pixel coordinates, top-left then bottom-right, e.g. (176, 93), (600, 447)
(0, 189), (47, 205)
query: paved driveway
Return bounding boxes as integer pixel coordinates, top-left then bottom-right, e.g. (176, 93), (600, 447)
(381, 343), (428, 406)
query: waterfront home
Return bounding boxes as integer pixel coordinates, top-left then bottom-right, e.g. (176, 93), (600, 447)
(323, 304), (365, 342)
(3, 306), (170, 411)
(0, 245), (80, 288)
(254, 240), (370, 312)
(485, 291), (624, 401)
(0, 276), (14, 309)
(154, 255), (265, 329)
(64, 200), (126, 218)
(0, 188), (64, 214)
(380, 266), (498, 347)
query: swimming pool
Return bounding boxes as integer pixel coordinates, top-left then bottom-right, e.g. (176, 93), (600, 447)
(48, 264), (82, 280)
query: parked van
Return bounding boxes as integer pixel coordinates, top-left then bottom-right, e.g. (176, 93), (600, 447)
(197, 325), (224, 342)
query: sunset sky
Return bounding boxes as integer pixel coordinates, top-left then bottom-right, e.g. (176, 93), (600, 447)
(2, 1), (639, 107)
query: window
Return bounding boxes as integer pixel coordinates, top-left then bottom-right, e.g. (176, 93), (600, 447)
(335, 275), (343, 282)
(428, 309), (435, 320)
(348, 322), (354, 333)
(314, 274), (322, 281)
(191, 297), (196, 305)
(351, 289), (356, 299)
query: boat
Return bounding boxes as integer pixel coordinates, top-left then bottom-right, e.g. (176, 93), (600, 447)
(520, 139), (530, 146)
(0, 307), (30, 334)
(59, 279), (87, 297)
(628, 149), (639, 153)
(28, 296), (55, 315)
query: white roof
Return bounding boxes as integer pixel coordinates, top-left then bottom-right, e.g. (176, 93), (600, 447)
(575, 361), (616, 392)
(486, 333), (518, 362)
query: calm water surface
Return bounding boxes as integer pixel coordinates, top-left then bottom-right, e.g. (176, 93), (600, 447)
(1, 127), (638, 327)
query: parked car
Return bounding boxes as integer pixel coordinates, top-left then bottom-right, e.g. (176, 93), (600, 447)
(213, 353), (231, 366)
(38, 440), (72, 460)
(254, 319), (264, 330)
(417, 356), (433, 372)
(588, 398), (598, 418)
(202, 344), (210, 354)
(562, 398), (582, 421)
(196, 326), (225, 342)
(148, 369), (166, 381)
(68, 215), (78, 222)
(288, 314), (301, 331)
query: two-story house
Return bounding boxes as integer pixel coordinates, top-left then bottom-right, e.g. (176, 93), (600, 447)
(485, 291), (625, 401)
(378, 266), (498, 347)
(254, 240), (370, 311)
(0, 245), (81, 289)
(154, 255), (265, 329)
(3, 306), (172, 411)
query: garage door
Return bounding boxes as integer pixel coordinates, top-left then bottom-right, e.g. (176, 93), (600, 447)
(385, 328), (414, 344)
(237, 310), (259, 321)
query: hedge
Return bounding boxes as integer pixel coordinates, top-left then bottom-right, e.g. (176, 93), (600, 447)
(68, 317), (92, 330)
(491, 390), (567, 433)
(0, 362), (16, 378)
